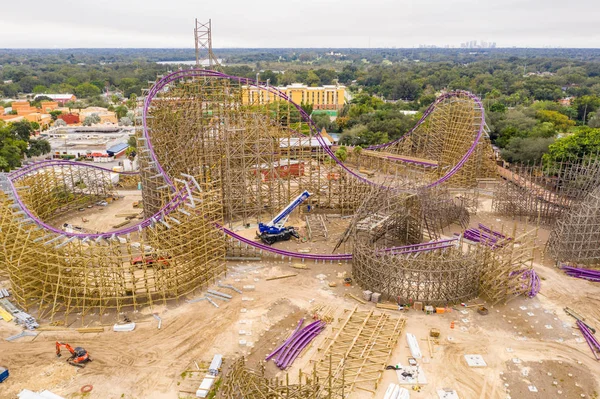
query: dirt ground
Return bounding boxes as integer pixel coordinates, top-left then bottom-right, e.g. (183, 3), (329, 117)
(1, 195), (600, 399)
(50, 190), (143, 233)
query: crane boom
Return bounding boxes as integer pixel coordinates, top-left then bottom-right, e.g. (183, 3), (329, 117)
(259, 191), (311, 234)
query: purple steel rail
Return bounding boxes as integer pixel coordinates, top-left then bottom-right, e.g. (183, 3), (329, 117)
(463, 224), (511, 249)
(265, 318), (305, 361)
(274, 320), (325, 369)
(274, 320), (322, 366)
(141, 69), (486, 192)
(560, 265), (600, 282)
(9, 159), (138, 180)
(577, 320), (600, 360)
(510, 269), (541, 297)
(279, 325), (325, 369)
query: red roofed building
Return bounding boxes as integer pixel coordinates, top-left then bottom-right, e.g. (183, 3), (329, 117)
(58, 113), (80, 125)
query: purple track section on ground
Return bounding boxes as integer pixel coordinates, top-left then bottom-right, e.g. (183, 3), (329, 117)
(577, 320), (600, 360)
(561, 265), (600, 282)
(274, 320), (325, 369)
(265, 318), (305, 361)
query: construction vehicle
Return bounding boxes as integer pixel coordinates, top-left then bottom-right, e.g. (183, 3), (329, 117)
(56, 342), (92, 368)
(257, 191), (311, 245)
(0, 366), (8, 383)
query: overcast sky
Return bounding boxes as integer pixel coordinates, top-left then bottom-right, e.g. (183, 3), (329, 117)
(1, 0), (599, 48)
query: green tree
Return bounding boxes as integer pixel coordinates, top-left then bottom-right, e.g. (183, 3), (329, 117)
(572, 96), (600, 123)
(127, 135), (137, 149)
(126, 94), (137, 110)
(535, 110), (575, 132)
(27, 139), (51, 157)
(338, 65), (357, 84)
(0, 156), (8, 171)
(33, 85), (47, 94)
(490, 103), (507, 113)
(530, 122), (557, 138)
(300, 102), (313, 116)
(334, 146), (348, 162)
(260, 70), (278, 86)
(49, 110), (63, 121)
(501, 137), (554, 164)
(588, 112), (600, 128)
(544, 127), (600, 163)
(306, 71), (320, 86)
(314, 69), (337, 85)
(74, 82), (102, 98)
(83, 113), (101, 126)
(18, 76), (38, 93)
(0, 144), (23, 171)
(119, 78), (141, 97)
(10, 121), (34, 141)
(125, 146), (137, 161)
(115, 105), (128, 119)
(0, 121), (27, 171)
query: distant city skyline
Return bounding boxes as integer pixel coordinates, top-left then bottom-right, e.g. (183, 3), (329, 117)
(1, 0), (600, 49)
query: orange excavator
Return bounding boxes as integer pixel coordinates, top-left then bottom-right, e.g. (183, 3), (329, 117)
(56, 342), (92, 368)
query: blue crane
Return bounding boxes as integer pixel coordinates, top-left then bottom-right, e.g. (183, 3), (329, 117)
(258, 190), (311, 245)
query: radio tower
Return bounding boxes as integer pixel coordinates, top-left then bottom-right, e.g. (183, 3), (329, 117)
(194, 19), (220, 69)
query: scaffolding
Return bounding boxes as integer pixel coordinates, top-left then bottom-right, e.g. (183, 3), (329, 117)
(219, 357), (343, 399)
(547, 185), (600, 267)
(359, 91), (497, 190)
(478, 227), (538, 305)
(0, 162), (225, 322)
(311, 307), (405, 396)
(493, 158), (600, 225)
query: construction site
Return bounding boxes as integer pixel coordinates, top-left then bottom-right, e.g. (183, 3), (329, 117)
(1, 25), (600, 399)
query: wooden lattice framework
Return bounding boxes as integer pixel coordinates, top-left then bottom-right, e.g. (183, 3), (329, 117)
(493, 158), (600, 225)
(0, 164), (225, 322)
(353, 244), (481, 305)
(312, 307), (405, 396)
(354, 91), (497, 190)
(478, 227), (538, 305)
(219, 357), (343, 399)
(547, 185), (600, 267)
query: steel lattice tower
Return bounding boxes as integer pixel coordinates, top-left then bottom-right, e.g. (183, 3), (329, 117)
(194, 19), (220, 69)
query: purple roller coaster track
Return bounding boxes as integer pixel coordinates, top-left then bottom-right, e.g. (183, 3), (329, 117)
(5, 69), (489, 262)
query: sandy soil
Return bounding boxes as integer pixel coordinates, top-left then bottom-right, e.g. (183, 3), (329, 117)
(1, 206), (600, 399)
(49, 190), (143, 233)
